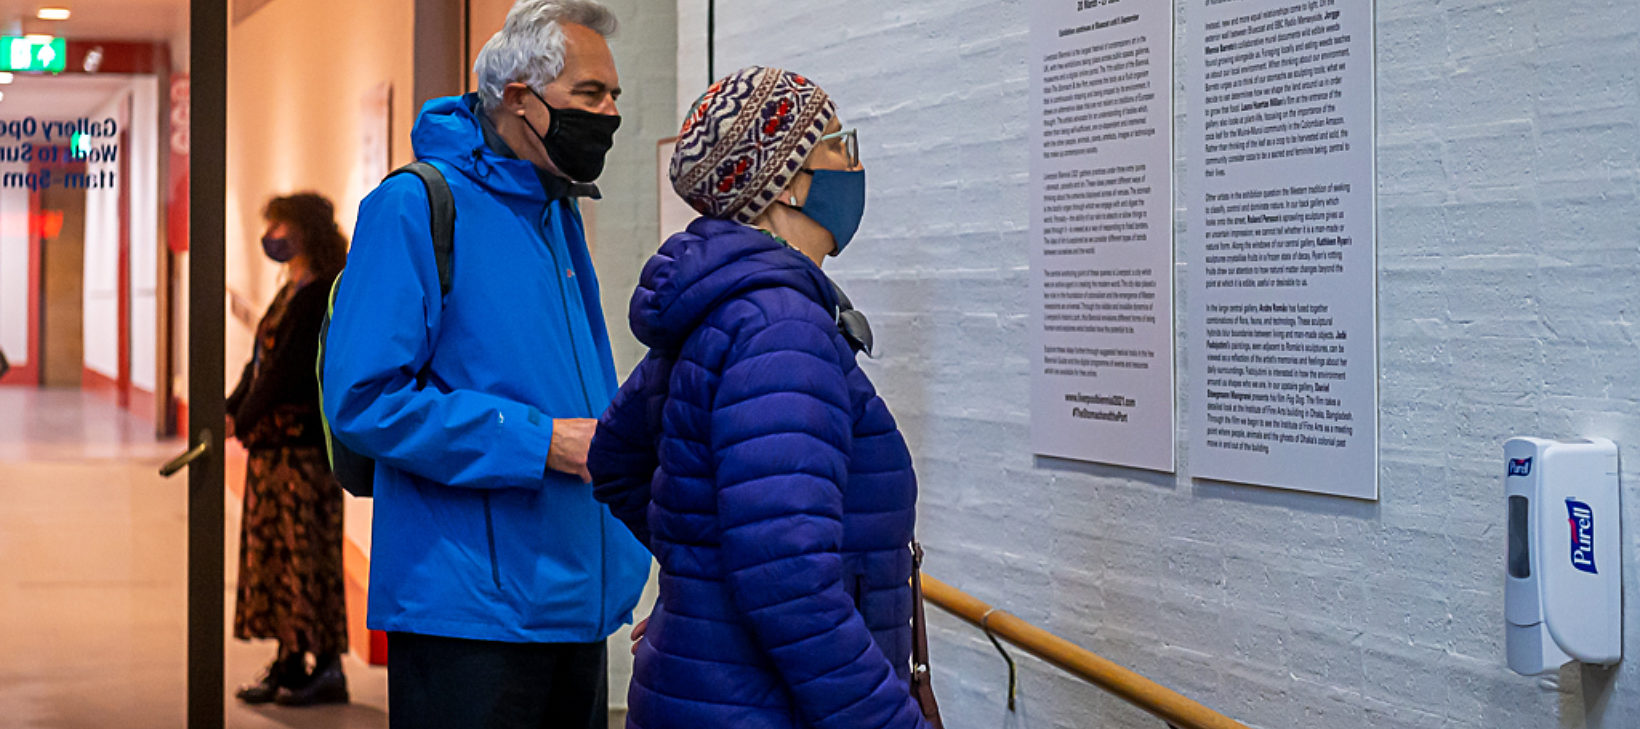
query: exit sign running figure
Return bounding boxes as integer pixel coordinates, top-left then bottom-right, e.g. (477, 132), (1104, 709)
(0, 37), (65, 73)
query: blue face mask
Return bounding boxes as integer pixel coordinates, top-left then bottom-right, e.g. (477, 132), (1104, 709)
(261, 236), (295, 263)
(793, 168), (866, 255)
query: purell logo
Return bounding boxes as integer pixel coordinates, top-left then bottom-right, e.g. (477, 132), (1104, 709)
(1508, 457), (1532, 477)
(1567, 499), (1597, 575)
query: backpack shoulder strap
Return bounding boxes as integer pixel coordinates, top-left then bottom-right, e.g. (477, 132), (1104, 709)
(387, 161), (457, 297)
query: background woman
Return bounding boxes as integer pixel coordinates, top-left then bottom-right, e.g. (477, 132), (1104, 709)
(226, 192), (350, 707)
(591, 66), (931, 729)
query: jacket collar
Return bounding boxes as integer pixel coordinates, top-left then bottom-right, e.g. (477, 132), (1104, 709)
(630, 218), (842, 351)
(473, 96), (602, 202)
(409, 94), (603, 203)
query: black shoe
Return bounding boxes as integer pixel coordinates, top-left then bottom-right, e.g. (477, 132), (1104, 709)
(235, 673), (279, 704)
(235, 657), (303, 705)
(274, 661), (348, 706)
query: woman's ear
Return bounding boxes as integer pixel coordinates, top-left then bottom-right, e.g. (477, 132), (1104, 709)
(782, 172), (811, 208)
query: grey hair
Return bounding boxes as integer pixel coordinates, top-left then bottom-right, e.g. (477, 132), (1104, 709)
(473, 0), (618, 112)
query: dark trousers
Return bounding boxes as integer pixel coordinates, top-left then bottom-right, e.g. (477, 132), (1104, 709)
(387, 632), (608, 729)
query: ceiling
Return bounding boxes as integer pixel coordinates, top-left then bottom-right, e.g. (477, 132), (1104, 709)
(0, 1), (186, 44)
(0, 72), (133, 120)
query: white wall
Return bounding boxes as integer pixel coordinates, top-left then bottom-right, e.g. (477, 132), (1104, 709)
(0, 185), (28, 367)
(129, 77), (161, 393)
(82, 90), (126, 381)
(675, 0), (709, 143)
(679, 1), (1640, 727)
(595, 0), (679, 375)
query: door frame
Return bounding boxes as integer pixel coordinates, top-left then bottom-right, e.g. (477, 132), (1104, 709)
(188, 0), (226, 726)
(15, 197), (43, 386)
(32, 158), (88, 390)
(117, 124), (132, 409)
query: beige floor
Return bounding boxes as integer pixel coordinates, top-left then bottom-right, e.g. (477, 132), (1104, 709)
(0, 388), (627, 728)
(0, 388), (389, 728)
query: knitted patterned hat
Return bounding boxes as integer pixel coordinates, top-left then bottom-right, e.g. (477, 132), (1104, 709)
(670, 66), (837, 224)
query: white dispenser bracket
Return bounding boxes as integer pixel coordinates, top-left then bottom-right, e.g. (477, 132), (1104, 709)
(1504, 437), (1622, 675)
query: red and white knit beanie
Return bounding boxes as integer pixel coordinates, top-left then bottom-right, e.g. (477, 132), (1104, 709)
(670, 66), (837, 224)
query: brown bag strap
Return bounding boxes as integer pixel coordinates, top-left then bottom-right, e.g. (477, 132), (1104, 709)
(909, 541), (944, 727)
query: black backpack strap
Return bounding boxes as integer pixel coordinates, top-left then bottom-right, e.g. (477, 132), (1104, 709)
(388, 160), (457, 297)
(386, 161), (456, 389)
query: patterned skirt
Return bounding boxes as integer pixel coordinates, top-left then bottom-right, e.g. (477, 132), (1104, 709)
(233, 444), (349, 655)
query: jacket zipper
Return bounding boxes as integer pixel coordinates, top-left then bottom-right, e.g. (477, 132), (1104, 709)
(483, 493), (501, 590)
(541, 203), (607, 635)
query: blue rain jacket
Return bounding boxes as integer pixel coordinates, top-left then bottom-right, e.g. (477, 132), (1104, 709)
(590, 217), (930, 729)
(322, 94), (650, 643)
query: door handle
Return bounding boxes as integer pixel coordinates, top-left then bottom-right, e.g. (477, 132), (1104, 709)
(160, 429), (213, 477)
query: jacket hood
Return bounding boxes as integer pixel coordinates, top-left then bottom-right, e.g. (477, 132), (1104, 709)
(410, 94), (547, 202)
(631, 217), (838, 351)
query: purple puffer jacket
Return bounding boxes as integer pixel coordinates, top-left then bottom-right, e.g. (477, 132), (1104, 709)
(590, 217), (929, 729)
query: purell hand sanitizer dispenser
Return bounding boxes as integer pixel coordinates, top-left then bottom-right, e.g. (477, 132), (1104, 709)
(1504, 437), (1622, 675)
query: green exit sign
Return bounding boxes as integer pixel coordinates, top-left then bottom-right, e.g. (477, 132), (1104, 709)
(0, 37), (65, 73)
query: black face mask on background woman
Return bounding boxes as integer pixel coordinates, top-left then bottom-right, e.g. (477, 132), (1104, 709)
(524, 88), (621, 182)
(261, 235), (295, 263)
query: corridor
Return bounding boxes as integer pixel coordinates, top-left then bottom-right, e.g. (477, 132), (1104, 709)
(0, 388), (388, 728)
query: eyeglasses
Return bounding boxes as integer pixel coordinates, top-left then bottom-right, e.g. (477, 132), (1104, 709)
(820, 128), (860, 169)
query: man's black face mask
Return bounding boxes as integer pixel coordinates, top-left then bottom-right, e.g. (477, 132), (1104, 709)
(523, 88), (621, 182)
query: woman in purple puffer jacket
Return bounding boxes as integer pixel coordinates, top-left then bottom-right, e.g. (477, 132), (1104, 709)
(589, 66), (932, 729)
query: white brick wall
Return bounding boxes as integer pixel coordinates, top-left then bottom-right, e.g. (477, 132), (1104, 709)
(633, 0), (1640, 726)
(597, 0), (679, 376)
(591, 0), (676, 707)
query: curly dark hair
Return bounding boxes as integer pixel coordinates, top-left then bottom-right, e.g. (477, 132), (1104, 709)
(264, 192), (348, 279)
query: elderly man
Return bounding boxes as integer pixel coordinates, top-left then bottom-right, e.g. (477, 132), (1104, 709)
(321, 1), (649, 726)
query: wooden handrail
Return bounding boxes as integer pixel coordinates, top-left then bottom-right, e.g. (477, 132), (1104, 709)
(921, 574), (1251, 729)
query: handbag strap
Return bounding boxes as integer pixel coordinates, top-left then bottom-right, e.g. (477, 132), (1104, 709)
(910, 541), (945, 727)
